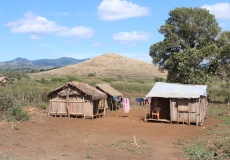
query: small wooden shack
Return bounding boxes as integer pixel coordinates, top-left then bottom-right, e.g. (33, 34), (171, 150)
(46, 81), (107, 119)
(94, 83), (122, 111)
(145, 82), (208, 126)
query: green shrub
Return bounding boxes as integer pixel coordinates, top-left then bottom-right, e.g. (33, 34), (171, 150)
(222, 116), (230, 125)
(88, 73), (96, 77)
(0, 93), (14, 117)
(6, 106), (29, 122)
(40, 78), (48, 84)
(184, 145), (214, 160)
(66, 76), (83, 82)
(102, 78), (115, 82)
(50, 77), (69, 83)
(154, 77), (164, 82)
(2, 71), (29, 80)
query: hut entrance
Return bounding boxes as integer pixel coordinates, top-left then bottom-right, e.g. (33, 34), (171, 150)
(158, 98), (170, 120)
(145, 97), (171, 123)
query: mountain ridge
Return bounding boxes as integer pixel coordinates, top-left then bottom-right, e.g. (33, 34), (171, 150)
(0, 57), (90, 70)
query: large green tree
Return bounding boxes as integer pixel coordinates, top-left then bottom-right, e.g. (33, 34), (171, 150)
(149, 7), (230, 84)
(215, 31), (230, 81)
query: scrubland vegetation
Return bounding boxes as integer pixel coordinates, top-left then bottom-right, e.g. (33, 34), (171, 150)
(0, 72), (229, 116)
(0, 71), (229, 160)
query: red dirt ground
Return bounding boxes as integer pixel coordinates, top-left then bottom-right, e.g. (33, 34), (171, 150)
(0, 107), (220, 160)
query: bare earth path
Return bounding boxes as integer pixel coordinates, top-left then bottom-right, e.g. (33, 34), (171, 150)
(0, 108), (219, 160)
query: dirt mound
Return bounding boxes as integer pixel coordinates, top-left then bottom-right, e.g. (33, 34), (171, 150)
(31, 53), (167, 79)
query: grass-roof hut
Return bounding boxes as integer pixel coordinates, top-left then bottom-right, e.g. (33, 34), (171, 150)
(46, 81), (107, 119)
(145, 82), (208, 126)
(94, 83), (122, 111)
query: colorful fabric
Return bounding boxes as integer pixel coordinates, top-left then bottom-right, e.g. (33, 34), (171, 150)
(113, 96), (117, 101)
(122, 98), (130, 113)
(135, 98), (141, 102)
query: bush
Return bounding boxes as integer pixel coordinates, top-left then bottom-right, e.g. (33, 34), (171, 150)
(50, 77), (69, 83)
(88, 73), (96, 77)
(6, 106), (29, 122)
(66, 76), (83, 82)
(154, 77), (164, 82)
(102, 78), (115, 82)
(40, 78), (48, 84)
(3, 71), (29, 80)
(0, 94), (14, 117)
(184, 145), (214, 160)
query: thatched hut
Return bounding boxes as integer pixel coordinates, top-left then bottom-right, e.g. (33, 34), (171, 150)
(46, 81), (107, 119)
(94, 83), (122, 111)
(145, 82), (208, 126)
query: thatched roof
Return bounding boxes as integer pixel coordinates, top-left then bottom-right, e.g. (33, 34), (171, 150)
(0, 77), (9, 83)
(46, 81), (107, 100)
(94, 83), (122, 97)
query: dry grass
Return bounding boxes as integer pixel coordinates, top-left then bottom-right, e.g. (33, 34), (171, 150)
(30, 53), (167, 80)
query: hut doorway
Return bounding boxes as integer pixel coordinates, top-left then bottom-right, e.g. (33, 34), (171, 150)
(158, 98), (170, 120)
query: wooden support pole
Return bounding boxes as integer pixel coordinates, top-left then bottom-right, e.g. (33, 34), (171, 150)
(103, 100), (105, 118)
(188, 106), (190, 125)
(48, 100), (51, 116)
(111, 97), (113, 111)
(199, 98), (201, 124)
(170, 98), (172, 124)
(177, 101), (179, 124)
(195, 99), (198, 126)
(67, 94), (70, 117)
(83, 95), (85, 119)
(188, 100), (190, 125)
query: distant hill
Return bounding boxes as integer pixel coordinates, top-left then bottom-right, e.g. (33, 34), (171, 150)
(0, 57), (89, 71)
(31, 53), (167, 79)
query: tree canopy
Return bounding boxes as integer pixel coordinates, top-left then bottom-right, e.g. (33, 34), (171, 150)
(149, 7), (229, 84)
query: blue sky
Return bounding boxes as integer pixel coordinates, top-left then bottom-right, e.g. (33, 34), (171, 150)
(1, 0), (230, 62)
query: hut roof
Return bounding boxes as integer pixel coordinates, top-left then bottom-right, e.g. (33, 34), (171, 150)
(146, 82), (207, 99)
(46, 81), (107, 100)
(0, 77), (9, 83)
(94, 83), (122, 97)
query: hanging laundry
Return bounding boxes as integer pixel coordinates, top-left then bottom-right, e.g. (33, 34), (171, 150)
(147, 97), (151, 105)
(135, 98), (141, 102)
(122, 98), (130, 113)
(113, 96), (117, 101)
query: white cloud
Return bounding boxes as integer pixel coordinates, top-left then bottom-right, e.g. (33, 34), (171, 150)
(113, 31), (150, 45)
(97, 0), (150, 21)
(6, 11), (94, 39)
(202, 3), (230, 19)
